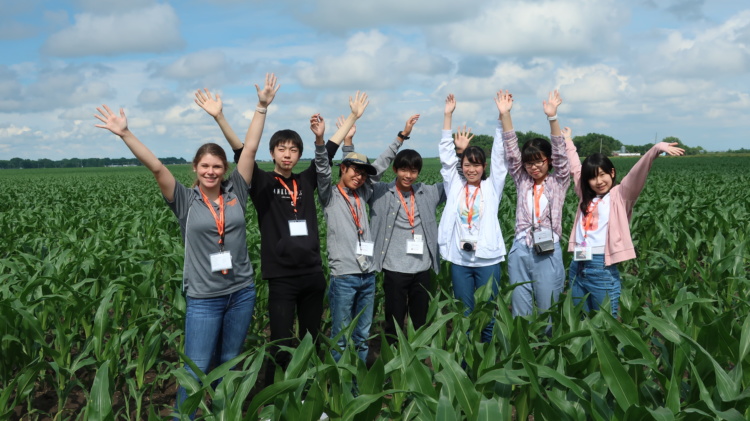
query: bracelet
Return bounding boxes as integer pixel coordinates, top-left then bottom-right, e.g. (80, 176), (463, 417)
(547, 115), (558, 121)
(256, 107), (267, 114)
(397, 131), (410, 140)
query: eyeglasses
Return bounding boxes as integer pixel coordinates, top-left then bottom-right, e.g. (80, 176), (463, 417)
(523, 159), (548, 169)
(348, 167), (368, 178)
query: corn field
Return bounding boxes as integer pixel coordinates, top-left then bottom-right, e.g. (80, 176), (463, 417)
(1, 155), (749, 420)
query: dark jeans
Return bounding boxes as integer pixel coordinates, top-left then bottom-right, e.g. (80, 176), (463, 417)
(383, 269), (430, 345)
(264, 272), (326, 385)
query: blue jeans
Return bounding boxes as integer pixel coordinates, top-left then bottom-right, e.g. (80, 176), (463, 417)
(175, 285), (256, 419)
(508, 239), (565, 317)
(329, 273), (376, 362)
(569, 254), (621, 317)
(451, 263), (501, 343)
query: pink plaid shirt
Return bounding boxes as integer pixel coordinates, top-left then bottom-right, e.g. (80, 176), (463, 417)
(505, 133), (571, 246)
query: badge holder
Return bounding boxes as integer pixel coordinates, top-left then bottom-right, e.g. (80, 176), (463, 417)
(289, 220), (308, 236)
(406, 234), (424, 255)
(573, 244), (592, 261)
(210, 251), (233, 273)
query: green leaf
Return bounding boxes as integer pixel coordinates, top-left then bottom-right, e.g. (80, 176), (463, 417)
(88, 360), (114, 421)
(589, 327), (639, 411)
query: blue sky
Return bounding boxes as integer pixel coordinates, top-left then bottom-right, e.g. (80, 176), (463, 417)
(0, 0), (748, 161)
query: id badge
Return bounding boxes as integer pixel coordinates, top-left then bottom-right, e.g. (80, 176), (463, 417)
(407, 234), (424, 255)
(355, 241), (375, 257)
(210, 251), (233, 272)
(533, 229), (553, 244)
(289, 220), (308, 236)
(573, 246), (592, 261)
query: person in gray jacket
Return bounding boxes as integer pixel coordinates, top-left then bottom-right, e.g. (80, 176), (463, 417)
(313, 110), (413, 362)
(369, 122), (447, 345)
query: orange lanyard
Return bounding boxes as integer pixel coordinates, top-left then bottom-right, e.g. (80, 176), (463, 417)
(464, 184), (481, 230)
(581, 197), (603, 244)
(337, 184), (364, 237)
(199, 187), (225, 249)
(275, 177), (299, 218)
(396, 188), (416, 236)
(533, 184), (545, 220)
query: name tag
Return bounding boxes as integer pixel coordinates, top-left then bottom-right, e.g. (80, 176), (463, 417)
(289, 220), (308, 236)
(573, 246), (592, 261)
(407, 234), (424, 254)
(356, 241), (374, 256)
(210, 251), (233, 272)
(533, 229), (553, 244)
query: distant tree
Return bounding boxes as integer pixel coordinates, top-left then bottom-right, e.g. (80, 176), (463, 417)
(516, 130), (549, 149)
(661, 136), (704, 155)
(574, 133), (622, 157)
(469, 134), (494, 157)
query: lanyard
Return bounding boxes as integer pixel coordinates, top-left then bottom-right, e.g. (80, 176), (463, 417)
(337, 184), (364, 238)
(275, 177), (299, 219)
(464, 184), (481, 230)
(199, 187), (225, 250)
(533, 183), (545, 221)
(396, 188), (416, 236)
(581, 197), (603, 244)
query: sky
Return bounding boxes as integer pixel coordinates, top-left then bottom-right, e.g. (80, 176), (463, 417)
(0, 0), (748, 162)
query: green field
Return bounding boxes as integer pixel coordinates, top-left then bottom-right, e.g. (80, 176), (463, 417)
(1, 155), (749, 420)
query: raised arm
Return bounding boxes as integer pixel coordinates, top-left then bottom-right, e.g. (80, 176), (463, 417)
(619, 142), (684, 202)
(563, 127), (583, 198)
(195, 88), (243, 150)
(237, 73), (280, 185)
(545, 91), (569, 181)
(490, 90), (511, 196)
(498, 90), (524, 180)
(94, 105), (176, 201)
(311, 114), (333, 206)
(439, 94), (460, 184)
(328, 91), (369, 146)
(369, 114), (418, 182)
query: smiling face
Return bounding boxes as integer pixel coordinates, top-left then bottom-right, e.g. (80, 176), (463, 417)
(194, 153), (227, 191)
(339, 164), (368, 190)
(394, 167), (419, 191)
(462, 158), (486, 186)
(271, 141), (301, 174)
(524, 156), (550, 182)
(588, 167), (616, 195)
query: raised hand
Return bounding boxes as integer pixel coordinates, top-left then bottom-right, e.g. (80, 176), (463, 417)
(444, 94), (456, 115)
(194, 88), (222, 118)
(310, 113), (325, 139)
(494, 90), (513, 115)
(94, 104), (128, 137)
(349, 91), (369, 118)
(256, 73), (280, 107)
(402, 114), (420, 138)
(561, 126), (573, 141)
(336, 115), (356, 139)
(543, 90), (562, 117)
(663, 142), (685, 156)
(454, 125), (474, 153)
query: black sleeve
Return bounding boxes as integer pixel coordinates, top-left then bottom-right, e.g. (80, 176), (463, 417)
(233, 147), (243, 164)
(303, 140), (340, 176)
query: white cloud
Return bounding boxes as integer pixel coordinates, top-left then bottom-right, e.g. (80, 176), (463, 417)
(42, 3), (184, 57)
(138, 88), (179, 110)
(435, 0), (628, 56)
(0, 125), (31, 138)
(156, 50), (227, 80)
(295, 30), (452, 89)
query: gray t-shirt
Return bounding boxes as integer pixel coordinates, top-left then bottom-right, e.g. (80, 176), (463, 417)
(166, 169), (254, 298)
(382, 190), (432, 273)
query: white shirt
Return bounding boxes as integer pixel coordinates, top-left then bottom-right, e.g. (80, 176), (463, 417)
(575, 193), (611, 249)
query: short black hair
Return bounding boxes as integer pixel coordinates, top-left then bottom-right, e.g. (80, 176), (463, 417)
(393, 149), (422, 173)
(521, 138), (553, 170)
(269, 129), (303, 155)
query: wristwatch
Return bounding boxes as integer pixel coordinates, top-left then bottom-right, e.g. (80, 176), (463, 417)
(397, 131), (410, 140)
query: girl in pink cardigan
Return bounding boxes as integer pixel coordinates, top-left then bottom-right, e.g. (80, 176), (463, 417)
(565, 128), (684, 316)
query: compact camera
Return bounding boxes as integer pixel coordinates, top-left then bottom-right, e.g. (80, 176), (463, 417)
(460, 240), (477, 252)
(532, 229), (554, 255)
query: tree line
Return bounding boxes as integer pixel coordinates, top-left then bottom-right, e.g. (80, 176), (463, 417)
(471, 131), (707, 157)
(0, 156), (187, 170)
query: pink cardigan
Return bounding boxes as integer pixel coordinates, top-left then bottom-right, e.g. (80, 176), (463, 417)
(566, 141), (671, 266)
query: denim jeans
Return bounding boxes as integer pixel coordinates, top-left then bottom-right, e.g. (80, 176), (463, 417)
(175, 284), (256, 419)
(329, 272), (376, 362)
(508, 239), (565, 317)
(569, 254), (621, 317)
(451, 263), (501, 343)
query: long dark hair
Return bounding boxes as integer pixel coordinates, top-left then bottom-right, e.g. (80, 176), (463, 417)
(579, 153), (617, 214)
(192, 143), (229, 187)
(461, 146), (487, 180)
(521, 138), (553, 171)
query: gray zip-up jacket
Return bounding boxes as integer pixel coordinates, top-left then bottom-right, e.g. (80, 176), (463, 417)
(369, 181), (446, 274)
(315, 138), (403, 276)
